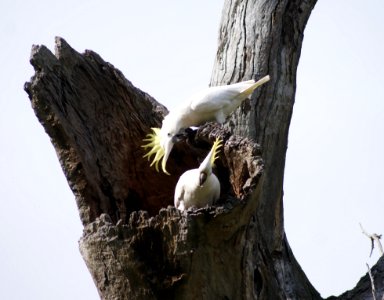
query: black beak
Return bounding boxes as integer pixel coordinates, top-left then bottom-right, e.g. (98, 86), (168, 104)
(173, 127), (197, 143)
(172, 134), (183, 143)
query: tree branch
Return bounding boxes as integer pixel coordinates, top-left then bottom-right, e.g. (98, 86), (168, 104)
(367, 263), (377, 300)
(360, 223), (384, 257)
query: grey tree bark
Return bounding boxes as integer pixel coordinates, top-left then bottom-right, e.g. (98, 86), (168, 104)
(24, 0), (384, 299)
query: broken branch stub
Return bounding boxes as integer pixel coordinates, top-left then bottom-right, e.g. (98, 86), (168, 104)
(25, 38), (265, 299)
(25, 37), (264, 226)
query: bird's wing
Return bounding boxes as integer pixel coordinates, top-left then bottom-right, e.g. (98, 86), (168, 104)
(189, 84), (249, 113)
(190, 78), (269, 114)
(174, 180), (185, 209)
(213, 175), (221, 202)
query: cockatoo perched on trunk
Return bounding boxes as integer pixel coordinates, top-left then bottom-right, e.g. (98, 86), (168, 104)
(142, 75), (270, 174)
(174, 138), (222, 211)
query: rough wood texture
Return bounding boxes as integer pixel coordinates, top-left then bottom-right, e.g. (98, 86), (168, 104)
(209, 1), (384, 299)
(24, 1), (384, 299)
(25, 37), (266, 299)
(79, 125), (265, 300)
(211, 0), (317, 249)
(210, 0), (322, 298)
(25, 37), (203, 225)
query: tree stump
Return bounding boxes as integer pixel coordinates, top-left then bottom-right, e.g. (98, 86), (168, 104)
(25, 37), (271, 299)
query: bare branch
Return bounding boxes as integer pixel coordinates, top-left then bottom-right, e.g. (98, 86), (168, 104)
(360, 223), (384, 257)
(367, 263), (377, 300)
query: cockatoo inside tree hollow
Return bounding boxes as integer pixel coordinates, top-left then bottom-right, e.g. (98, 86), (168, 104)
(174, 138), (222, 211)
(142, 75), (270, 174)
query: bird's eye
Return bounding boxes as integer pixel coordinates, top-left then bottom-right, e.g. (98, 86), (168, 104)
(167, 133), (172, 137)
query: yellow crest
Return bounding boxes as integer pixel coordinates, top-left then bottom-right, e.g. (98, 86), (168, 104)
(141, 128), (169, 175)
(210, 138), (223, 166)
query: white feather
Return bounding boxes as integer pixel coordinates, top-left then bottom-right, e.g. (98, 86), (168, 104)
(143, 76), (269, 174)
(174, 138), (222, 211)
(175, 76), (270, 128)
(189, 79), (256, 113)
(174, 170), (220, 211)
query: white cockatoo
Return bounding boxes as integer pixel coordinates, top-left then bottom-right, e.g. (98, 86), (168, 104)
(142, 75), (270, 174)
(174, 138), (222, 211)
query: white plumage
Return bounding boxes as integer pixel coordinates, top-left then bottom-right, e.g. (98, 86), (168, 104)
(142, 75), (270, 174)
(174, 138), (222, 211)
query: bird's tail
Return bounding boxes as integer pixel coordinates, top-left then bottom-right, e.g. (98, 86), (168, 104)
(238, 75), (270, 99)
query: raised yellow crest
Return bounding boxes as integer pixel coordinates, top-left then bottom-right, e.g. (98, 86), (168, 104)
(210, 138), (223, 166)
(141, 128), (169, 175)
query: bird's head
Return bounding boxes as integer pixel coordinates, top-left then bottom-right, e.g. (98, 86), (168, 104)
(198, 138), (222, 185)
(142, 115), (180, 175)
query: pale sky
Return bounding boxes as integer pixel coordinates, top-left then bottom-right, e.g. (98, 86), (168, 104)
(0, 1), (383, 299)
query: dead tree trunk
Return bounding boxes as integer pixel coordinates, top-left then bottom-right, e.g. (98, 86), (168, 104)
(24, 1), (383, 299)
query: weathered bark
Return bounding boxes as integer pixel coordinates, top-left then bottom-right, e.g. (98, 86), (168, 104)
(208, 1), (384, 299)
(210, 0), (321, 298)
(25, 37), (265, 299)
(212, 0), (316, 248)
(24, 1), (384, 299)
(79, 123), (265, 300)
